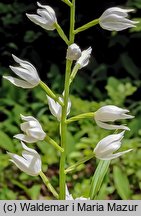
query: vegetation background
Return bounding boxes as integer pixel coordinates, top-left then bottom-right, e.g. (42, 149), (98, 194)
(0, 0), (141, 199)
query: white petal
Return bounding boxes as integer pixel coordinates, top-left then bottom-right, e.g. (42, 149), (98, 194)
(12, 55), (40, 81)
(101, 7), (134, 18)
(26, 14), (52, 30)
(95, 120), (130, 131)
(21, 143), (41, 175)
(94, 131), (124, 153)
(7, 152), (30, 172)
(65, 186), (74, 200)
(97, 149), (132, 160)
(14, 134), (38, 143)
(20, 114), (37, 122)
(47, 96), (60, 118)
(37, 2), (57, 21)
(12, 55), (36, 70)
(95, 105), (134, 121)
(3, 76), (35, 88)
(26, 13), (44, 24)
(9, 66), (39, 85)
(77, 47), (92, 69)
(75, 197), (89, 200)
(20, 122), (30, 132)
(28, 128), (46, 140)
(21, 141), (37, 153)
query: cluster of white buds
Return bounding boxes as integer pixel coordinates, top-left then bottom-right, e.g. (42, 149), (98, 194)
(66, 44), (92, 69)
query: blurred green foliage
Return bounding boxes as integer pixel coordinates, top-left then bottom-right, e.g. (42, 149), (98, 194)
(0, 0), (141, 200)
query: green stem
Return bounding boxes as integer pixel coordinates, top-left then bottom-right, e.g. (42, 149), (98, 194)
(69, 0), (75, 44)
(45, 135), (64, 153)
(66, 112), (94, 124)
(59, 0), (75, 200)
(39, 81), (63, 106)
(39, 171), (59, 199)
(59, 60), (72, 200)
(65, 153), (95, 174)
(74, 19), (99, 34)
(55, 23), (69, 45)
(61, 0), (72, 7)
(89, 160), (110, 199)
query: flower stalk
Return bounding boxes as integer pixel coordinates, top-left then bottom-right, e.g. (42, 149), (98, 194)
(39, 81), (63, 106)
(66, 112), (94, 124)
(55, 23), (69, 45)
(45, 135), (64, 153)
(60, 0), (72, 7)
(74, 19), (99, 34)
(65, 153), (95, 174)
(39, 171), (59, 199)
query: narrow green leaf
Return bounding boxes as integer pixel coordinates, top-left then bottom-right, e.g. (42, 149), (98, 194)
(90, 160), (110, 199)
(113, 165), (132, 199)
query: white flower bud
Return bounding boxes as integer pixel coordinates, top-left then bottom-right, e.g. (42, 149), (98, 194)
(66, 43), (81, 61)
(94, 105), (134, 130)
(99, 7), (139, 31)
(26, 2), (57, 31)
(7, 142), (42, 176)
(76, 47), (92, 69)
(94, 131), (132, 160)
(47, 95), (71, 121)
(14, 115), (46, 143)
(3, 55), (40, 88)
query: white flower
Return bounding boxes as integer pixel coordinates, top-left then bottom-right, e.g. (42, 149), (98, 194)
(66, 186), (89, 200)
(94, 105), (134, 130)
(3, 54), (40, 88)
(14, 114), (46, 143)
(26, 2), (57, 31)
(7, 142), (42, 176)
(94, 131), (132, 160)
(47, 95), (71, 121)
(66, 43), (81, 61)
(76, 47), (92, 69)
(99, 7), (138, 31)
